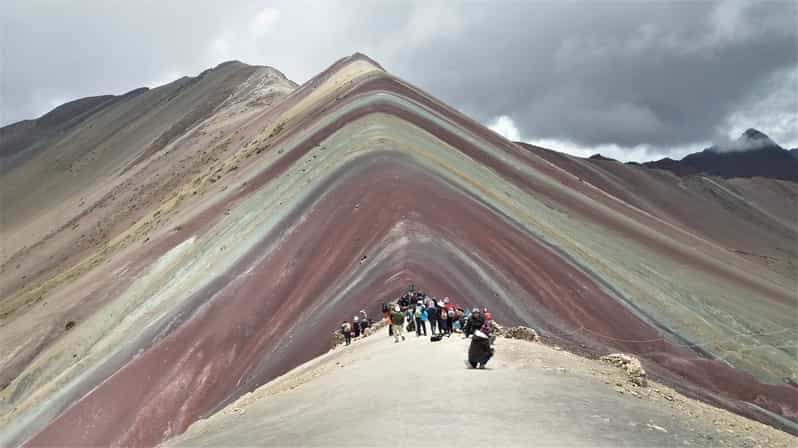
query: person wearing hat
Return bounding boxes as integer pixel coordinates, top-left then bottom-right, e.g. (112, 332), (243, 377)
(341, 320), (352, 346)
(390, 305), (406, 343)
(465, 323), (494, 369)
(359, 312), (370, 336)
(438, 301), (449, 336)
(464, 308), (484, 338)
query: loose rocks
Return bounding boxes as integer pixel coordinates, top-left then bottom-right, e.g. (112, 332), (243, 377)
(504, 326), (539, 342)
(601, 353), (648, 387)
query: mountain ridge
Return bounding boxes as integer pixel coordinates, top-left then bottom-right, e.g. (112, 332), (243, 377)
(642, 129), (798, 182)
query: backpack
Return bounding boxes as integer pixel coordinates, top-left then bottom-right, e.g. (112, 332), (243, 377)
(447, 309), (455, 318)
(342, 322), (351, 333)
(415, 308), (422, 319)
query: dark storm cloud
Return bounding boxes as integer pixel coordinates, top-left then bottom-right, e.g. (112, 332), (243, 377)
(2, 0), (796, 158)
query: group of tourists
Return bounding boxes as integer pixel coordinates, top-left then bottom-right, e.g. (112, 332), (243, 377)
(384, 288), (491, 339)
(339, 284), (496, 368)
(339, 309), (373, 346)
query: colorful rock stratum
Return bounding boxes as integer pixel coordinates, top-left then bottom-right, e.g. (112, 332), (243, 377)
(1, 54), (796, 446)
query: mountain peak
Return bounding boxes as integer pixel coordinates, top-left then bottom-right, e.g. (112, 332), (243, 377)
(741, 128), (770, 141)
(735, 128), (776, 150)
(643, 128), (796, 181)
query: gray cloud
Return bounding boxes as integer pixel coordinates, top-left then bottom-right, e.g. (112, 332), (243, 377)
(1, 0), (796, 158)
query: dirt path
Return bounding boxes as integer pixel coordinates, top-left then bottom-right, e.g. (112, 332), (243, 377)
(168, 329), (794, 447)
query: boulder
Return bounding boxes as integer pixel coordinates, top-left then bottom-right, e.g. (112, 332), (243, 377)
(601, 353), (647, 387)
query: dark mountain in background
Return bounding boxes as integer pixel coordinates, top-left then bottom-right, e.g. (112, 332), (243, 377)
(643, 129), (798, 182)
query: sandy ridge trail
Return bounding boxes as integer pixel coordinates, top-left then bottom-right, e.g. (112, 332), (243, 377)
(166, 330), (794, 447)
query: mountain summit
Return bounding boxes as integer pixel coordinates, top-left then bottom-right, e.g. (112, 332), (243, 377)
(644, 129), (798, 181)
(741, 127), (773, 143)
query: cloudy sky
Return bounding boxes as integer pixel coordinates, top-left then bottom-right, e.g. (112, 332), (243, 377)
(1, 0), (796, 161)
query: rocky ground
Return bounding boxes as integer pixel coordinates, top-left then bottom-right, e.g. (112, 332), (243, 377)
(167, 326), (795, 447)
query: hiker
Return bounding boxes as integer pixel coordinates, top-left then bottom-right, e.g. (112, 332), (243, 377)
(464, 308), (484, 338)
(406, 309), (416, 333)
(455, 308), (466, 332)
(465, 323), (493, 369)
(414, 305), (427, 336)
(438, 303), (450, 336)
(341, 320), (352, 346)
(390, 305), (406, 342)
(352, 316), (361, 338)
(442, 297), (455, 335)
(426, 301), (438, 335)
(421, 304), (429, 335)
(483, 307), (492, 322)
(359, 315), (369, 335)
(446, 308), (455, 336)
(383, 303), (393, 337)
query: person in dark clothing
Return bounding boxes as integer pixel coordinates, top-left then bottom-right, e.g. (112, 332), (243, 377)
(464, 308), (485, 338)
(455, 308), (466, 332)
(426, 303), (438, 334)
(465, 326), (493, 368)
(352, 316), (361, 338)
(446, 308), (455, 336)
(341, 321), (352, 346)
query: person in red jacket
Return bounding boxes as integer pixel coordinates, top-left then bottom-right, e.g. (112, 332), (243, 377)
(383, 303), (393, 337)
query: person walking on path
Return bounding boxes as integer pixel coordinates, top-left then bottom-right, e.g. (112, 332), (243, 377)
(341, 320), (352, 346)
(465, 324), (493, 368)
(390, 305), (406, 343)
(352, 316), (361, 338)
(383, 303), (393, 337)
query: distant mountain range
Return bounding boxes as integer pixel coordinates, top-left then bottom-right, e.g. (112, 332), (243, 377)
(641, 129), (798, 182)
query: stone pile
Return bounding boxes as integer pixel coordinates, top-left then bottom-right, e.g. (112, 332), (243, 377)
(491, 321), (538, 342)
(601, 353), (648, 387)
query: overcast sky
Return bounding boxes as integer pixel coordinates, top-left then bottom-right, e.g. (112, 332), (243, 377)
(1, 0), (796, 161)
